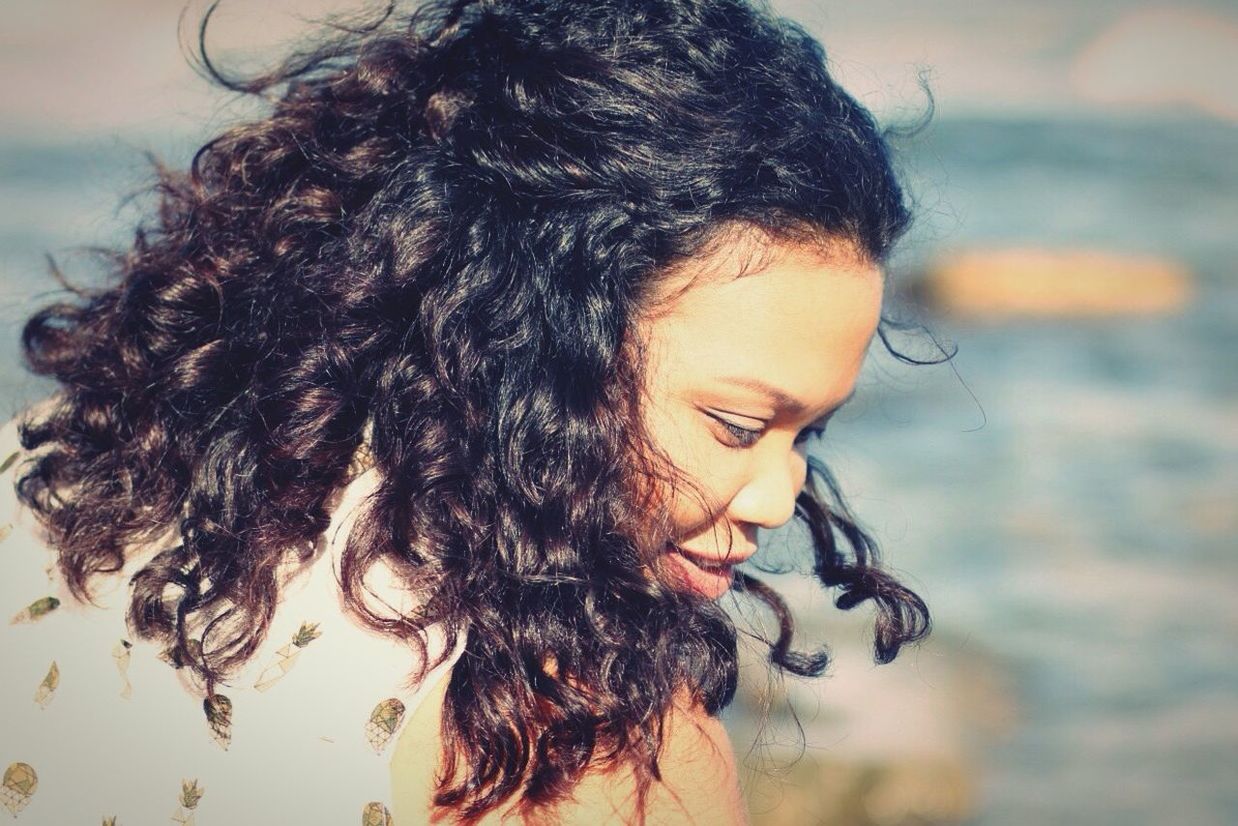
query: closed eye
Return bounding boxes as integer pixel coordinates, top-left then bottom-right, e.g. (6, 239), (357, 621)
(707, 413), (831, 449)
(707, 412), (763, 448)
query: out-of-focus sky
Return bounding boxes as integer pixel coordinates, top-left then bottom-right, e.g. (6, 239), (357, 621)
(1, 0), (1235, 142)
(793, 0), (1238, 123)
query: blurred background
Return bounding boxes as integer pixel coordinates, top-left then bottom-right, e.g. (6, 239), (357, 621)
(1, 1), (1234, 824)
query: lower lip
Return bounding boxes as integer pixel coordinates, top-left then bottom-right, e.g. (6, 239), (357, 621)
(665, 544), (735, 599)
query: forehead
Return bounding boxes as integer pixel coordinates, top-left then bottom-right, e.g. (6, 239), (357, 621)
(639, 234), (884, 411)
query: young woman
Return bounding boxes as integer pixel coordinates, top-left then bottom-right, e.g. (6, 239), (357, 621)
(0, 0), (930, 823)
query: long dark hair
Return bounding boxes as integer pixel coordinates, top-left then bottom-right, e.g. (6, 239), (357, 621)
(14, 0), (931, 819)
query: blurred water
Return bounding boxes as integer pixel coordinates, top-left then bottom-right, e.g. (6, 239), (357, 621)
(1, 114), (1236, 824)
(831, 114), (1238, 825)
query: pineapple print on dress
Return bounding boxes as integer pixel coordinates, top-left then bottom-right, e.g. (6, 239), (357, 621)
(171, 779), (203, 825)
(362, 802), (393, 826)
(0, 762), (37, 817)
(253, 621), (321, 691)
(365, 698), (407, 755)
(113, 639), (133, 699)
(203, 692), (233, 749)
(0, 447), (16, 542)
(32, 661), (58, 708)
(10, 596), (59, 625)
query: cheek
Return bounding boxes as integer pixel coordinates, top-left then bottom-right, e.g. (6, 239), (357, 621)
(666, 464), (742, 528)
(641, 403), (741, 524)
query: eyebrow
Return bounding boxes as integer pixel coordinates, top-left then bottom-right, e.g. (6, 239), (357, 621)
(715, 376), (857, 418)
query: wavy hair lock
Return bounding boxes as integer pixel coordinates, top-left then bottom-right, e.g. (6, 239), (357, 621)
(15, 0), (931, 818)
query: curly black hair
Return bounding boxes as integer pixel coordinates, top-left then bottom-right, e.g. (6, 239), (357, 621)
(14, 0), (931, 819)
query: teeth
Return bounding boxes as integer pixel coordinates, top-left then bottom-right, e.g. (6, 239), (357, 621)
(681, 553), (727, 572)
(670, 544), (731, 573)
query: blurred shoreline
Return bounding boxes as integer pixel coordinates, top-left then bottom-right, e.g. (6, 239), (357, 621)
(727, 585), (1019, 826)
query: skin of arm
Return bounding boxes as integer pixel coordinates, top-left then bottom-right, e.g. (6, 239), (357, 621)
(389, 673), (749, 826)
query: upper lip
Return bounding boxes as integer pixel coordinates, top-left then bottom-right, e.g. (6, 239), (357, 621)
(671, 544), (757, 566)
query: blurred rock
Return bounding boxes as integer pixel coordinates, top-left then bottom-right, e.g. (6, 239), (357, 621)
(743, 755), (973, 826)
(728, 594), (1017, 826)
(1180, 492), (1238, 539)
(913, 247), (1193, 319)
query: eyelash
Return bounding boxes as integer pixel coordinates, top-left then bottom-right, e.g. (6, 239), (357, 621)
(710, 414), (827, 449)
(715, 418), (762, 448)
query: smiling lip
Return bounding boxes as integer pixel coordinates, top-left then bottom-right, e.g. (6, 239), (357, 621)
(671, 544), (756, 567)
(665, 543), (755, 599)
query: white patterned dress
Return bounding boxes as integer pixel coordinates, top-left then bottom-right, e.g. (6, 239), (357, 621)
(0, 406), (465, 825)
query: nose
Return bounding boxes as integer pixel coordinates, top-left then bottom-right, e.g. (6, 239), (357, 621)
(727, 446), (808, 530)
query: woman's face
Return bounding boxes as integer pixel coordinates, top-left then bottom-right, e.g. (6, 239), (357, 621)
(637, 234), (884, 598)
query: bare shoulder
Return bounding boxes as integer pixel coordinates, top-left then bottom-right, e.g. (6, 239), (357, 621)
(559, 699), (749, 826)
(391, 686), (748, 826)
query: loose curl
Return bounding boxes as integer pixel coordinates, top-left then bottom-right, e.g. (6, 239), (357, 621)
(14, 0), (932, 820)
